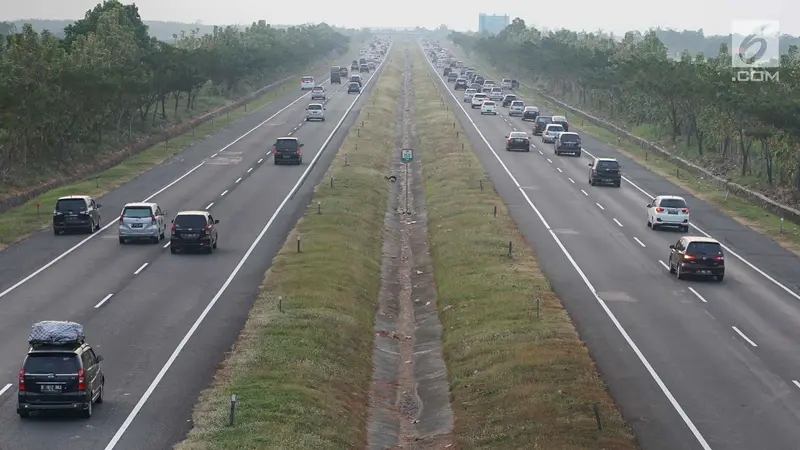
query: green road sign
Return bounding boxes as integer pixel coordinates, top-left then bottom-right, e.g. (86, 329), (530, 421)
(401, 148), (413, 162)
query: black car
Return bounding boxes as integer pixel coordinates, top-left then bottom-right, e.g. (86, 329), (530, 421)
(18, 321), (104, 418)
(447, 72), (458, 82)
(473, 75), (485, 85)
(359, 64), (369, 73)
(272, 136), (304, 164)
(501, 94), (517, 107)
(443, 67), (451, 76)
(348, 82), (361, 94)
(588, 158), (621, 187)
(52, 195), (102, 235)
(554, 132), (582, 156)
(349, 75), (363, 86)
(339, 67), (348, 78)
(170, 211), (219, 254)
(552, 115), (570, 132)
(522, 107), (539, 121)
(351, 61), (358, 70)
(533, 116), (553, 135)
(668, 236), (725, 281)
(506, 132), (531, 152)
(454, 78), (468, 90)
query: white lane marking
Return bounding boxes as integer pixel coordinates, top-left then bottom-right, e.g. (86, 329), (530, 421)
(568, 177), (575, 183)
(659, 260), (670, 270)
(235, 177), (242, 184)
(580, 189), (588, 196)
(688, 287), (708, 303)
(538, 150), (543, 155)
(613, 218), (623, 227)
(205, 203), (214, 210)
(94, 294), (114, 309)
(0, 383), (11, 397)
(596, 203), (605, 210)
(732, 326), (758, 347)
(287, 131), (293, 135)
(163, 241), (170, 248)
(103, 46), (391, 450)
(546, 158), (552, 164)
(577, 148), (800, 302)
(556, 167), (563, 173)
(0, 72), (337, 300)
(210, 153), (218, 158)
(258, 158), (263, 163)
(133, 263), (148, 275)
(247, 167), (253, 173)
(792, 380), (800, 389)
(427, 49), (712, 450)
(633, 237), (646, 247)
(221, 190), (228, 196)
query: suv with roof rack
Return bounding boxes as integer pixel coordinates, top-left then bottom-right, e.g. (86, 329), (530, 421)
(18, 321), (104, 418)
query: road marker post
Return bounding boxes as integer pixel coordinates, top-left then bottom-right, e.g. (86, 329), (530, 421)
(401, 148), (413, 213)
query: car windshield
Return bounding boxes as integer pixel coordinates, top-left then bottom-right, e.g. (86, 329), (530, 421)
(511, 101), (523, 106)
(123, 206), (152, 217)
(55, 199), (86, 212)
(174, 215), (206, 228)
(560, 134), (580, 143)
(596, 160), (620, 170)
(302, 77), (313, 83)
(312, 87), (323, 91)
(276, 139), (299, 149)
(686, 242), (723, 256)
(24, 354), (80, 373)
(659, 198), (687, 208)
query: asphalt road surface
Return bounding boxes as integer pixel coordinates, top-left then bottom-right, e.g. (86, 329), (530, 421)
(0, 47), (389, 450)
(425, 49), (800, 450)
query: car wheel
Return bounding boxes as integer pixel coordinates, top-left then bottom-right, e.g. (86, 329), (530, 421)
(676, 264), (685, 280)
(87, 220), (95, 234)
(18, 408), (30, 419)
(119, 237), (125, 244)
(95, 219), (101, 231)
(668, 260), (676, 274)
(96, 383), (104, 404)
(170, 247), (177, 254)
(717, 274), (724, 282)
(682, 225), (689, 232)
(321, 118), (325, 121)
(53, 228), (59, 236)
(152, 236), (159, 244)
(213, 237), (217, 249)
(82, 399), (92, 418)
(576, 151), (581, 157)
(555, 150), (560, 156)
(525, 147), (530, 152)
(589, 178), (595, 186)
(206, 244), (213, 254)
(274, 158), (279, 165)
(160, 230), (165, 240)
(614, 181), (621, 187)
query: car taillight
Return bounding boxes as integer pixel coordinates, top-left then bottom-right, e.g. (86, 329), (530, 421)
(655, 207), (664, 213)
(682, 209), (689, 214)
(170, 224), (175, 233)
(296, 148), (302, 154)
(18, 369), (24, 391)
(683, 254), (696, 261)
(151, 215), (157, 224)
(508, 138), (512, 143)
(204, 224), (210, 232)
(119, 215), (124, 223)
(77, 369), (85, 391)
(714, 256), (724, 262)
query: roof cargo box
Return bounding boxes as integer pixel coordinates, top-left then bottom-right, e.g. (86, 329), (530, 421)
(28, 321), (85, 346)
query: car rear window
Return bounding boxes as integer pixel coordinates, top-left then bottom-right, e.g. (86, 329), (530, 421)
(510, 133), (528, 139)
(302, 77), (313, 82)
(474, 94), (487, 98)
(276, 139), (299, 149)
(312, 87), (323, 91)
(537, 117), (552, 123)
(686, 242), (723, 256)
(483, 101), (495, 105)
(511, 101), (524, 106)
(560, 134), (580, 143)
(596, 160), (620, 170)
(308, 104), (322, 110)
(174, 215), (206, 228)
(553, 116), (567, 121)
(659, 198), (687, 208)
(55, 199), (86, 212)
(547, 125), (564, 132)
(123, 206), (152, 217)
(24, 354), (80, 373)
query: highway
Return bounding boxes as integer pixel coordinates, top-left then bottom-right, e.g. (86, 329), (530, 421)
(0, 46), (389, 450)
(424, 48), (800, 450)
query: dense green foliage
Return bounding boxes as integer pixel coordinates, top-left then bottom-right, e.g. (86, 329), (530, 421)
(0, 1), (349, 188)
(451, 19), (800, 202)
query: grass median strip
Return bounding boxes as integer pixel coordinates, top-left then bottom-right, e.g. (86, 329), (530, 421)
(412, 48), (637, 448)
(452, 49), (800, 254)
(0, 55), (345, 251)
(175, 51), (402, 449)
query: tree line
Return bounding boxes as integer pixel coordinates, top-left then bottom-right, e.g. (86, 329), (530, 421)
(450, 19), (800, 203)
(0, 0), (350, 190)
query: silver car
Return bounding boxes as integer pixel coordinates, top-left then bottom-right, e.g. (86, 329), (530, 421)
(306, 103), (325, 121)
(542, 124), (565, 143)
(463, 88), (477, 102)
(310, 86), (326, 100)
(118, 202), (167, 244)
(489, 87), (504, 101)
(508, 100), (525, 116)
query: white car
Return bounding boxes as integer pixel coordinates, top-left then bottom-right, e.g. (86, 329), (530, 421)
(483, 80), (496, 90)
(480, 101), (497, 115)
(508, 100), (525, 116)
(501, 78), (513, 89)
(310, 86), (326, 100)
(489, 87), (504, 101)
(305, 103), (325, 121)
(647, 195), (690, 232)
(300, 76), (315, 90)
(541, 124), (565, 143)
(470, 93), (488, 108)
(464, 88), (478, 103)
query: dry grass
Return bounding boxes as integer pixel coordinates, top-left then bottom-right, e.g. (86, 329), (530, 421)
(411, 47), (638, 449)
(450, 48), (800, 256)
(174, 50), (403, 450)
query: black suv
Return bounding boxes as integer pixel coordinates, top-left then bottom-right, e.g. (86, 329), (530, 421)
(443, 67), (451, 76)
(554, 132), (582, 156)
(532, 116), (553, 135)
(588, 158), (621, 187)
(18, 342), (104, 418)
(273, 137), (304, 164)
(668, 236), (725, 281)
(454, 79), (468, 90)
(170, 211), (219, 254)
(501, 94), (517, 107)
(506, 132), (531, 152)
(52, 195), (102, 235)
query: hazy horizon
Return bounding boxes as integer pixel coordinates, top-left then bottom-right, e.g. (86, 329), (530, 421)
(2, 0), (798, 36)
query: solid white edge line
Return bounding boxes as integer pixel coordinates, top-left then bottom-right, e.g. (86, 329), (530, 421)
(687, 287), (708, 303)
(0, 383), (11, 397)
(94, 293), (114, 309)
(659, 260), (670, 270)
(613, 218), (623, 227)
(633, 237), (646, 247)
(425, 46), (712, 450)
(0, 71), (338, 300)
(133, 263), (148, 275)
(205, 203), (214, 210)
(732, 326), (758, 347)
(102, 45), (392, 450)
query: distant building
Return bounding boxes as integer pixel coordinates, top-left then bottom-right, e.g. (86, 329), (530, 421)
(478, 14), (510, 35)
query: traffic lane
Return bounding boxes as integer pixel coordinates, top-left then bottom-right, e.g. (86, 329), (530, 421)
(438, 70), (800, 449)
(431, 70), (706, 449)
(0, 58), (352, 295)
(501, 90), (800, 296)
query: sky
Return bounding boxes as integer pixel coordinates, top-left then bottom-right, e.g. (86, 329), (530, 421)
(3, 0), (799, 36)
